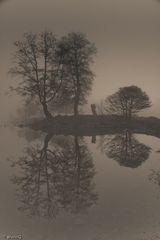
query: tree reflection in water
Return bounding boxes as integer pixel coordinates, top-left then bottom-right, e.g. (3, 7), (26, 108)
(100, 129), (151, 168)
(10, 133), (97, 219)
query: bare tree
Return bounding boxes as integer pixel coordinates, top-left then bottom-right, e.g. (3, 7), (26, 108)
(60, 33), (96, 116)
(10, 32), (68, 120)
(104, 86), (151, 120)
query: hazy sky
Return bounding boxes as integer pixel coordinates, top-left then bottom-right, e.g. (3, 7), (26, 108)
(1, 0), (160, 120)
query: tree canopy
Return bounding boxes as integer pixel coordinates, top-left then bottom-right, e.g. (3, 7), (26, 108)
(59, 32), (96, 116)
(104, 85), (151, 120)
(10, 31), (96, 119)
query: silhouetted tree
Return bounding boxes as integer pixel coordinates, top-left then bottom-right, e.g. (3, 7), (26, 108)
(60, 33), (96, 116)
(10, 32), (69, 120)
(104, 86), (151, 121)
(100, 129), (151, 168)
(10, 133), (97, 218)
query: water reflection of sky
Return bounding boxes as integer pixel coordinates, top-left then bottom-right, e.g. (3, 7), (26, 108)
(1, 127), (160, 239)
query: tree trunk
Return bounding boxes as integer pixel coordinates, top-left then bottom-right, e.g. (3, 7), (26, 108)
(74, 136), (81, 195)
(42, 102), (53, 120)
(125, 109), (128, 121)
(74, 95), (79, 117)
(43, 133), (53, 149)
(128, 109), (132, 122)
(74, 102), (78, 117)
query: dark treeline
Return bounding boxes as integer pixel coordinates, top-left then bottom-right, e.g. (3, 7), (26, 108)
(10, 31), (153, 124)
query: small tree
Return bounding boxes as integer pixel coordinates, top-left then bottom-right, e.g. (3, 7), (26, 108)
(104, 86), (151, 120)
(10, 32), (68, 120)
(60, 33), (96, 116)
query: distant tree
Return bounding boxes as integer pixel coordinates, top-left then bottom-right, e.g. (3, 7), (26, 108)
(10, 32), (68, 120)
(104, 86), (151, 120)
(60, 33), (96, 116)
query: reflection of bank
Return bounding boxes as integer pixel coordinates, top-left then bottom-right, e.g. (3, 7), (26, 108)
(101, 129), (151, 168)
(10, 133), (97, 218)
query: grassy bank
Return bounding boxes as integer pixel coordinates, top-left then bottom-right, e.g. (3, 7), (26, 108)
(19, 114), (160, 138)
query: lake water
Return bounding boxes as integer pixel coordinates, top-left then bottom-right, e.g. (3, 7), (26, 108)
(1, 127), (160, 240)
(1, 1), (160, 239)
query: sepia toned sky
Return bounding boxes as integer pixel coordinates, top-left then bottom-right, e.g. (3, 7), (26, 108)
(1, 0), (160, 120)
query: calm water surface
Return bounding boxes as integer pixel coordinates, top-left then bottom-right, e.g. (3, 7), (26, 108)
(1, 127), (160, 240)
(1, 1), (160, 239)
